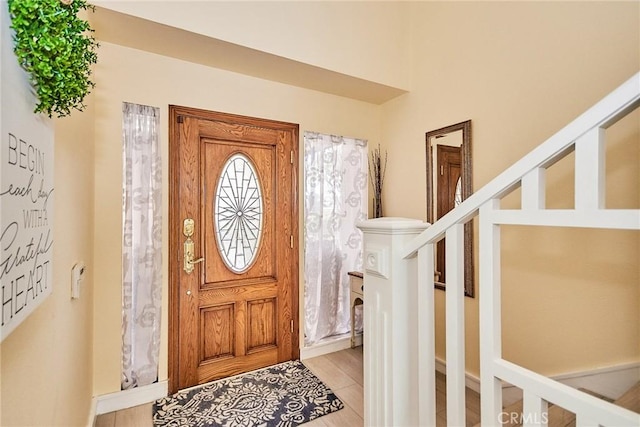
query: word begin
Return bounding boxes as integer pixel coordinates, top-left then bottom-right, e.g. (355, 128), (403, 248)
(8, 133), (45, 175)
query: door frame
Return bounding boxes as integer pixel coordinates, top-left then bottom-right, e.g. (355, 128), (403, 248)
(167, 105), (300, 394)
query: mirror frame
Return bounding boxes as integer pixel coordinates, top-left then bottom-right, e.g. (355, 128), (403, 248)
(425, 120), (474, 297)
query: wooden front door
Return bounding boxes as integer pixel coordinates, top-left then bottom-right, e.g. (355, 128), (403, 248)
(169, 106), (299, 393)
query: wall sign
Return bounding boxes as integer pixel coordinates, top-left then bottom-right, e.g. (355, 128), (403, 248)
(1, 3), (54, 342)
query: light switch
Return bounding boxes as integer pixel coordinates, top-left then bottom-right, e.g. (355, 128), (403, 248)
(71, 263), (85, 299)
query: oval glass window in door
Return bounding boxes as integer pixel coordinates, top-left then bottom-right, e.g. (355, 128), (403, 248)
(214, 153), (263, 273)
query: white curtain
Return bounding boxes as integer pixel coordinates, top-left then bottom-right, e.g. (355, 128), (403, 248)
(121, 103), (162, 390)
(303, 132), (367, 346)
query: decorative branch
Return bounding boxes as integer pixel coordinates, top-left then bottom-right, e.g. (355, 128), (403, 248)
(368, 144), (387, 218)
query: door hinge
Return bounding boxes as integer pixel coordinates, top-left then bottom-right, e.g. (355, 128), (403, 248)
(440, 165), (444, 175)
(290, 319), (294, 333)
(177, 115), (184, 124)
(290, 150), (294, 164)
(290, 235), (294, 248)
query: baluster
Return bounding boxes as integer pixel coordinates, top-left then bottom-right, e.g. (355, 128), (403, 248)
(575, 127), (605, 210)
(480, 199), (503, 426)
(418, 244), (436, 426)
(523, 391), (548, 427)
(522, 167), (546, 210)
(445, 224), (466, 426)
(575, 413), (596, 427)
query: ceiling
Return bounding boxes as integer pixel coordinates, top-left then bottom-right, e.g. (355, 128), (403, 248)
(90, 7), (407, 105)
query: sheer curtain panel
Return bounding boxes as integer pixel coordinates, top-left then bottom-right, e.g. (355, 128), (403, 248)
(303, 132), (367, 346)
(121, 103), (162, 390)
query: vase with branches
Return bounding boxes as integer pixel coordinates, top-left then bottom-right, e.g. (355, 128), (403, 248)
(369, 144), (387, 218)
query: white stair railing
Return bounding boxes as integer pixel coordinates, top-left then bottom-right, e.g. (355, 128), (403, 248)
(358, 71), (640, 427)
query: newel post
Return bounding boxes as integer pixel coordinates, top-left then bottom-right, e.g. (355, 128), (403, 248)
(357, 217), (430, 427)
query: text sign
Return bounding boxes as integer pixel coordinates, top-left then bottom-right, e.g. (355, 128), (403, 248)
(1, 3), (54, 342)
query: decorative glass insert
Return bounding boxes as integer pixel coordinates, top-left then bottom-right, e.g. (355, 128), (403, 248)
(454, 177), (463, 207)
(214, 153), (263, 273)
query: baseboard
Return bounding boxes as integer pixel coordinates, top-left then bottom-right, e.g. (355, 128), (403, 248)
(95, 380), (168, 415)
(300, 334), (363, 360)
(86, 397), (97, 427)
(435, 357), (481, 394)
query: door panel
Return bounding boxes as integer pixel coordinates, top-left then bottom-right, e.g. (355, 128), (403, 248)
(246, 298), (277, 352)
(200, 304), (234, 361)
(169, 106), (299, 393)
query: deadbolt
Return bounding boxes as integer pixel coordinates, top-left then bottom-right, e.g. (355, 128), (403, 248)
(183, 218), (195, 237)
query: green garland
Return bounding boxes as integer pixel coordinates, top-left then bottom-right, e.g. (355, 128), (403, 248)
(8, 0), (98, 118)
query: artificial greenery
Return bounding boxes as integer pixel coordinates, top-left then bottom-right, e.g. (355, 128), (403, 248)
(8, 0), (98, 117)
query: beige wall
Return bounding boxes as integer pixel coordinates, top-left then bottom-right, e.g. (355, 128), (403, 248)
(382, 1), (639, 376)
(92, 41), (382, 395)
(94, 1), (412, 91)
(0, 100), (96, 426)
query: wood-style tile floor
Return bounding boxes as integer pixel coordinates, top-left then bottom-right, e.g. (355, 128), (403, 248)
(94, 346), (482, 426)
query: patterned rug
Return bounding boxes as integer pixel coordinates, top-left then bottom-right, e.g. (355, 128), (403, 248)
(153, 360), (344, 426)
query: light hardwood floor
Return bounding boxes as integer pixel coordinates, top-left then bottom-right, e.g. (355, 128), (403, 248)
(95, 346), (482, 426)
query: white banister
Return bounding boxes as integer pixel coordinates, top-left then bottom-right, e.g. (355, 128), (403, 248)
(361, 72), (640, 427)
(357, 218), (429, 427)
(488, 209), (639, 230)
(494, 359), (640, 426)
(403, 72), (640, 259)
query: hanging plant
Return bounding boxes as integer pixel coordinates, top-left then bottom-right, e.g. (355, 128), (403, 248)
(8, 0), (98, 118)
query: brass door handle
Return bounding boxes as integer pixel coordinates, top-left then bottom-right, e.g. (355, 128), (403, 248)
(183, 218), (204, 274)
(183, 242), (205, 274)
(184, 249), (205, 274)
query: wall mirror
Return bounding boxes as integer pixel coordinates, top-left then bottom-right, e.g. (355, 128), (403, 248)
(426, 120), (474, 297)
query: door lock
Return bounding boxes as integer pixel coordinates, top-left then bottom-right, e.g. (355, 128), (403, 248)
(183, 218), (205, 274)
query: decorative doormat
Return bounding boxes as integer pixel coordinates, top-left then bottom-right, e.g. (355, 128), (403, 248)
(153, 360), (344, 426)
